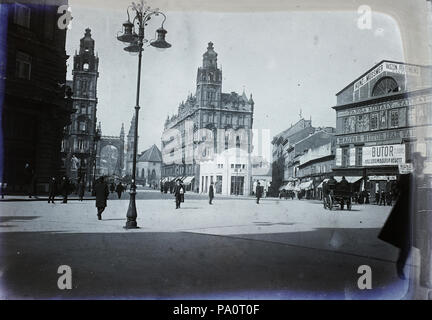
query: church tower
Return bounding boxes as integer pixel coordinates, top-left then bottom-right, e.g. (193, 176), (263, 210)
(196, 42), (222, 109)
(63, 28), (99, 185)
(126, 114), (136, 175)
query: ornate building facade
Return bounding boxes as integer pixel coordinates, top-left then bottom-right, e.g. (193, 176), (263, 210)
(61, 28), (99, 186)
(161, 42), (255, 194)
(332, 60), (432, 201)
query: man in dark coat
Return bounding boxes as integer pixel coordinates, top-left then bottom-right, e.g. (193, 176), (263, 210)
(256, 181), (263, 204)
(60, 176), (70, 203)
(94, 177), (109, 220)
(77, 180), (85, 201)
(209, 182), (214, 205)
(174, 179), (184, 209)
(48, 177), (56, 203)
(378, 152), (427, 281)
(116, 182), (125, 199)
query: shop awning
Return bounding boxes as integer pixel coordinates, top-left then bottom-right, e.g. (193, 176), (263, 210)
(369, 175), (397, 181)
(334, 176), (363, 183)
(183, 176), (195, 185)
(299, 180), (314, 190)
(279, 182), (295, 191)
(317, 179), (329, 189)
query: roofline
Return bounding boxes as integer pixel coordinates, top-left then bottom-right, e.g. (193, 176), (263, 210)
(335, 60), (432, 96)
(332, 87), (432, 111)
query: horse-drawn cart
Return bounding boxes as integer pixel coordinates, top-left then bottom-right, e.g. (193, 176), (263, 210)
(323, 178), (354, 210)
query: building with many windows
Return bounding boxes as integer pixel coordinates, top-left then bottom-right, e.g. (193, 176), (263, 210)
(332, 60), (432, 200)
(271, 117), (314, 193)
(161, 42), (255, 195)
(1, 1), (73, 193)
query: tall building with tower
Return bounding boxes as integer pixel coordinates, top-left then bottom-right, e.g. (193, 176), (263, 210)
(125, 114), (137, 176)
(161, 42), (255, 195)
(61, 28), (99, 186)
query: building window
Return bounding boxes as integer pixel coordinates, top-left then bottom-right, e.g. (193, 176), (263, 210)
(356, 114), (370, 132)
(370, 112), (379, 130)
(342, 147), (349, 167)
(77, 139), (85, 151)
(15, 51), (31, 80)
(14, 3), (31, 28)
(79, 121), (86, 131)
(408, 107), (416, 126)
(355, 147), (362, 166)
(236, 136), (240, 148)
(343, 116), (356, 133)
(390, 110), (399, 128)
(379, 110), (387, 129)
(83, 63), (89, 71)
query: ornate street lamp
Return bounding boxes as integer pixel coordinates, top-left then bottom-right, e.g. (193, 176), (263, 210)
(117, 0), (171, 229)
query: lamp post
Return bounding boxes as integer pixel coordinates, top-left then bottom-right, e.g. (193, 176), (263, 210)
(117, 0), (171, 229)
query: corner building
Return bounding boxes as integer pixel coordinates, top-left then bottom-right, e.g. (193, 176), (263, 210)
(332, 60), (432, 200)
(161, 42), (255, 194)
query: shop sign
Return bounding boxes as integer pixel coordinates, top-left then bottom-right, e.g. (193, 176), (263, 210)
(398, 163), (413, 174)
(335, 148), (342, 166)
(362, 144), (405, 166)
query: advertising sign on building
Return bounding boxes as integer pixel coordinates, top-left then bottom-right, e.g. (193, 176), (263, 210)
(398, 163), (413, 174)
(335, 148), (342, 166)
(362, 144), (405, 166)
(349, 148), (356, 166)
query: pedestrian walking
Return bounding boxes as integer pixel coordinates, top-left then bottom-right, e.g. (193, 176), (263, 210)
(60, 176), (70, 203)
(174, 179), (184, 209)
(48, 176), (56, 203)
(209, 182), (214, 205)
(0, 181), (7, 199)
(110, 182), (115, 194)
(24, 163), (35, 198)
(116, 182), (125, 199)
(256, 181), (263, 204)
(379, 190), (386, 206)
(77, 180), (85, 201)
(94, 177), (109, 220)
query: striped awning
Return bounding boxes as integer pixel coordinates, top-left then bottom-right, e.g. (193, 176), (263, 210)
(183, 176), (195, 185)
(335, 176), (363, 183)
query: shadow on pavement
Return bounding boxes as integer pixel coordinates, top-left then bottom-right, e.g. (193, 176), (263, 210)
(0, 227), (408, 299)
(0, 216), (40, 223)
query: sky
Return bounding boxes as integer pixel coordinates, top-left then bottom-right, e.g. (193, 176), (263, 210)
(65, 2), (406, 153)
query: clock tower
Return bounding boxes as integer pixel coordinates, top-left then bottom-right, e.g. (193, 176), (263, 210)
(196, 42), (222, 109)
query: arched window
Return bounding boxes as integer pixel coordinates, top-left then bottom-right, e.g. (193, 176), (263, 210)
(141, 168), (145, 178)
(83, 63), (89, 71)
(371, 77), (400, 96)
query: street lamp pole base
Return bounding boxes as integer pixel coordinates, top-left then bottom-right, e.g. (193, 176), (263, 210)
(124, 189), (139, 229)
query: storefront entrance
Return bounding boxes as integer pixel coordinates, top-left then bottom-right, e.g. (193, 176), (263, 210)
(231, 176), (244, 195)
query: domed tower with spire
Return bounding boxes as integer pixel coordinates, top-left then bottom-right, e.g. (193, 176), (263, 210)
(126, 114), (137, 175)
(196, 42), (222, 109)
(62, 28), (100, 186)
